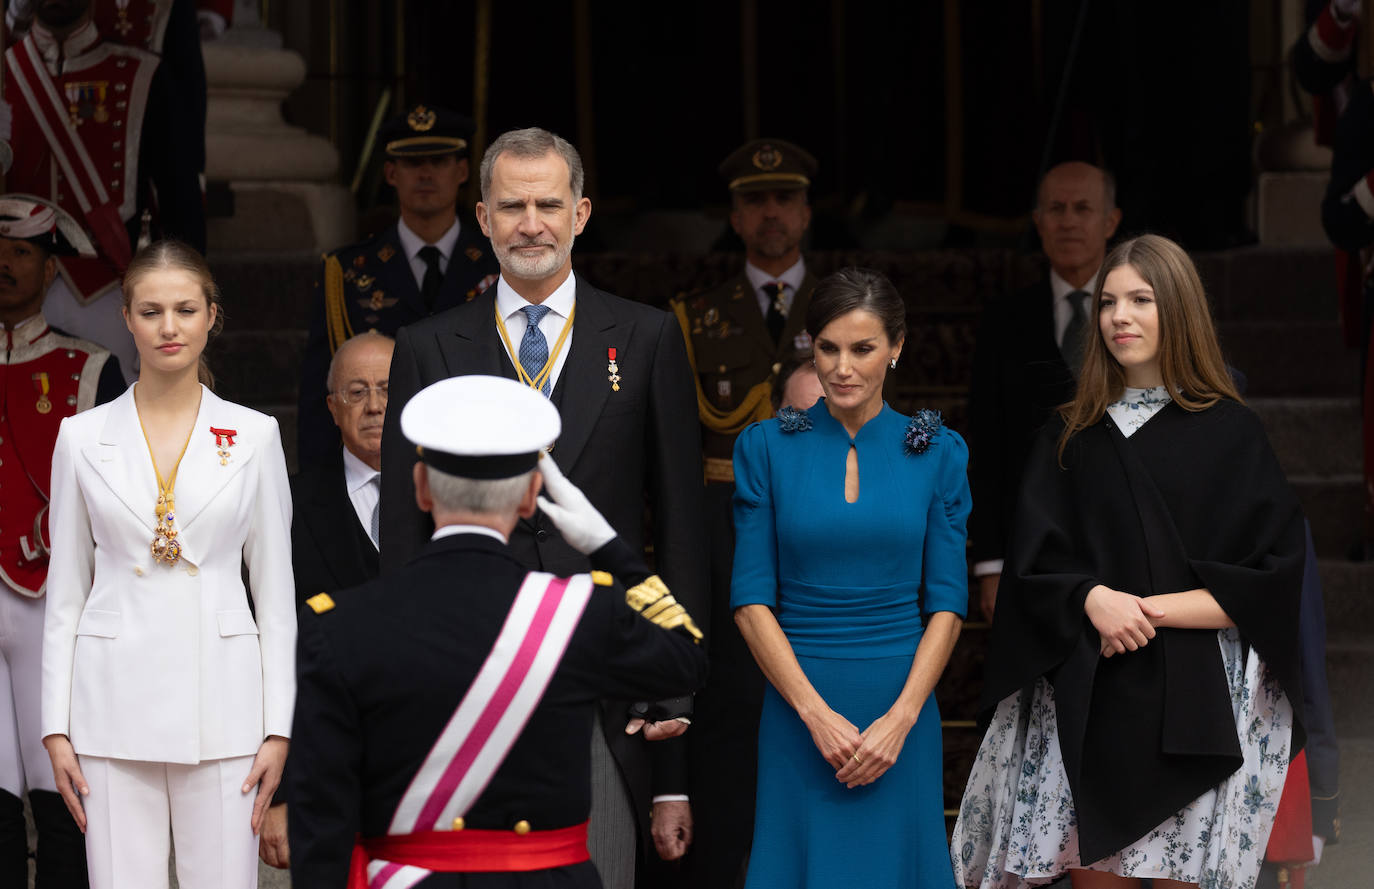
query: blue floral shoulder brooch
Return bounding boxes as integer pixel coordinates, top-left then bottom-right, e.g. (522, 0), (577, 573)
(903, 409), (943, 455)
(776, 406), (812, 432)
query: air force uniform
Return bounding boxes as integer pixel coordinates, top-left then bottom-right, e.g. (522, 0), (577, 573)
(289, 377), (708, 888)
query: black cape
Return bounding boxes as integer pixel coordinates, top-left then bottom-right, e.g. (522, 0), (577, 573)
(980, 399), (1306, 865)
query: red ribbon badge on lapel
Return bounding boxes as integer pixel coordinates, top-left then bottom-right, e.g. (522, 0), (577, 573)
(210, 427), (238, 466)
(607, 348), (621, 392)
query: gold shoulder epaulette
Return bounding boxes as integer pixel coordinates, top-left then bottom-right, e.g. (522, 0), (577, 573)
(306, 592), (335, 614)
(625, 575), (703, 643)
(590, 570), (614, 587)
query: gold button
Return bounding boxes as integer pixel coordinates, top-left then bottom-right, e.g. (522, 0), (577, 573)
(717, 365), (726, 374)
(134, 566), (144, 576)
(186, 565), (199, 576)
(451, 816), (465, 831)
(513, 820), (531, 835)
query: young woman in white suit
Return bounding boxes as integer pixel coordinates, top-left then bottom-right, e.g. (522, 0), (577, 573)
(41, 241), (296, 889)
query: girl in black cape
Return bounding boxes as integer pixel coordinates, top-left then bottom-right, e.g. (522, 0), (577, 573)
(951, 234), (1306, 889)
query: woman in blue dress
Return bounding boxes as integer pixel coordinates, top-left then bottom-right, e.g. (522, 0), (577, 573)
(732, 268), (970, 888)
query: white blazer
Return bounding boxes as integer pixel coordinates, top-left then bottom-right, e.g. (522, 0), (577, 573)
(42, 384), (296, 764)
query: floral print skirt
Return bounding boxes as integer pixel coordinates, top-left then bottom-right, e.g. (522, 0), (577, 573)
(950, 628), (1292, 889)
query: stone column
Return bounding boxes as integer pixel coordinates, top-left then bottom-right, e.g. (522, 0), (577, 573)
(202, 1), (355, 251)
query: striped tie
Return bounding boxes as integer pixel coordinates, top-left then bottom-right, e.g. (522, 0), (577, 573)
(368, 476), (381, 549)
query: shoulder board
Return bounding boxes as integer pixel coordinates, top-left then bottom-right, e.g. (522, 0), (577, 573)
(306, 592), (335, 614)
(590, 570), (614, 587)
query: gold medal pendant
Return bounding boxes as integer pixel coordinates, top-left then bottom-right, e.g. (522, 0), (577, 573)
(150, 493), (182, 566)
(32, 372), (52, 414)
(36, 395), (52, 414)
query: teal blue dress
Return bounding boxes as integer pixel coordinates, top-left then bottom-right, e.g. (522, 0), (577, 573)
(731, 400), (970, 888)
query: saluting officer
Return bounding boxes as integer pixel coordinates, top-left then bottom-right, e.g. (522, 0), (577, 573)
(288, 375), (707, 888)
(667, 137), (818, 887)
(0, 195), (123, 888)
(297, 104), (500, 464)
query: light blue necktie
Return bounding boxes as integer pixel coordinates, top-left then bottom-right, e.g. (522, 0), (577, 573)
(519, 305), (553, 396)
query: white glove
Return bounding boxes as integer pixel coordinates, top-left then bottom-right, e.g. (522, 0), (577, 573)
(535, 454), (616, 555)
(1333, 0), (1360, 23)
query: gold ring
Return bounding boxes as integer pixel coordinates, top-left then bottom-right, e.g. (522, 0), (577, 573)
(851, 753), (863, 764)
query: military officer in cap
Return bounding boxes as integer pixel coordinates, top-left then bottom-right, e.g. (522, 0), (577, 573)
(288, 375), (707, 888)
(666, 137), (818, 886)
(297, 104), (500, 465)
(0, 195), (123, 887)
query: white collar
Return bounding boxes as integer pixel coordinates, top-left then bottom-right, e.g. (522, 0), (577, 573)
(31, 20), (99, 68)
(1048, 266), (1100, 304)
(745, 257), (806, 294)
(0, 312), (48, 342)
(432, 524), (508, 544)
(341, 445), (379, 495)
(496, 271), (577, 321)
(396, 216), (461, 263)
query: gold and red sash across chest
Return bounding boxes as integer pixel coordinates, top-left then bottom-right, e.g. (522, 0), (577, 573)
(5, 34), (140, 271)
(349, 570), (595, 889)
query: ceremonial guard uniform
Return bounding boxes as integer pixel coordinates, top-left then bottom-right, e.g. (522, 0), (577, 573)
(668, 138), (817, 887)
(298, 105), (499, 463)
(0, 196), (121, 887)
(290, 377), (707, 889)
(2, 5), (206, 381)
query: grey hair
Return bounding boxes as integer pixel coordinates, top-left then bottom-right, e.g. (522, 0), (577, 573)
(480, 127), (584, 203)
(1033, 162), (1117, 213)
(425, 466), (535, 516)
(326, 330), (395, 394)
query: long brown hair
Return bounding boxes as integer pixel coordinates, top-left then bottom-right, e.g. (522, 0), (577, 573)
(1057, 234), (1240, 462)
(122, 240), (225, 389)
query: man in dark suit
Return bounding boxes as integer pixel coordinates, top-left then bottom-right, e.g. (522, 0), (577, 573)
(968, 161), (1120, 621)
(297, 104), (500, 464)
(259, 330), (394, 868)
(666, 138), (819, 886)
(291, 375), (707, 887)
(380, 127), (708, 889)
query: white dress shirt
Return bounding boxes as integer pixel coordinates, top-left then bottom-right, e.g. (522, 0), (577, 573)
(744, 258), (807, 319)
(495, 272), (577, 393)
(342, 447), (380, 550)
(1049, 267), (1101, 348)
(396, 217), (462, 292)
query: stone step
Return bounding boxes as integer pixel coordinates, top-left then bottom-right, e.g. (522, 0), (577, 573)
(207, 249), (318, 332)
(1251, 397), (1361, 478)
(1326, 635), (1374, 740)
(1194, 245), (1341, 323)
(1217, 320), (1358, 398)
(1319, 560), (1374, 637)
(1292, 475), (1363, 559)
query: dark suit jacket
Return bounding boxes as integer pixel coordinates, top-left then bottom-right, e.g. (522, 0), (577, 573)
(290, 456), (380, 611)
(378, 275), (709, 848)
(298, 219), (500, 464)
(967, 277), (1076, 567)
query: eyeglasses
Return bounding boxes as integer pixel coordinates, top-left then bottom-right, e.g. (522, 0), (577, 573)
(333, 383), (389, 405)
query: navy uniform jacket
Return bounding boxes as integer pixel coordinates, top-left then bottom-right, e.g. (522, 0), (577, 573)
(287, 534), (709, 888)
(297, 220), (499, 464)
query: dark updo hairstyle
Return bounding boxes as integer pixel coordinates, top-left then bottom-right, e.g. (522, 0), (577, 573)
(805, 267), (906, 346)
(122, 240), (225, 389)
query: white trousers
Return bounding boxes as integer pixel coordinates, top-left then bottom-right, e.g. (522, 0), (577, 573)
(78, 755), (259, 889)
(43, 277), (138, 384)
(0, 592), (55, 796)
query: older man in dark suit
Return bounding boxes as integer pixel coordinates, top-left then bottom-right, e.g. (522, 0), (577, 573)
(968, 161), (1121, 621)
(379, 127), (707, 889)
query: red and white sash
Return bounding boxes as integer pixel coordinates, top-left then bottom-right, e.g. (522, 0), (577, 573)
(5, 35), (133, 269)
(367, 571), (594, 889)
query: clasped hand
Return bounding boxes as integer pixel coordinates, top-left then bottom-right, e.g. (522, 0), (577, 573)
(803, 704), (913, 789)
(1085, 584), (1165, 657)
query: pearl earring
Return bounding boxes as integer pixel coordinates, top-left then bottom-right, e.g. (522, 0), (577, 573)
(889, 358), (897, 370)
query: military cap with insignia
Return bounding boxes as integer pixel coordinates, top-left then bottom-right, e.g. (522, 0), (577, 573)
(401, 375), (560, 480)
(0, 194), (96, 257)
(718, 138), (818, 193)
(381, 104), (476, 159)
